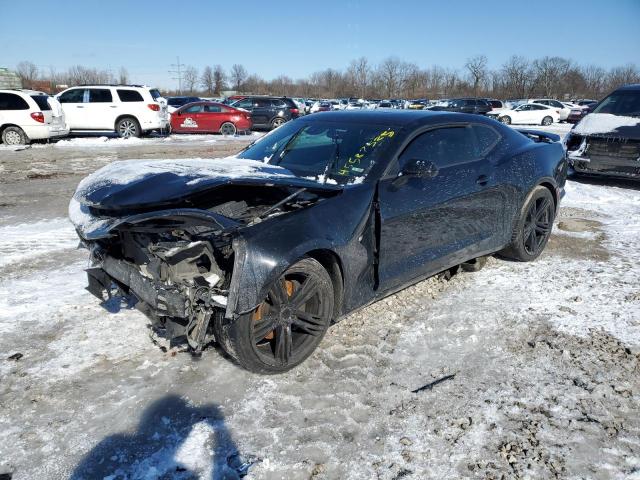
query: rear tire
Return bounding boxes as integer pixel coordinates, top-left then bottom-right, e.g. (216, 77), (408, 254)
(214, 257), (334, 374)
(271, 117), (286, 129)
(541, 116), (553, 126)
(116, 117), (140, 138)
(219, 122), (237, 136)
(500, 186), (555, 262)
(499, 116), (511, 125)
(2, 126), (28, 145)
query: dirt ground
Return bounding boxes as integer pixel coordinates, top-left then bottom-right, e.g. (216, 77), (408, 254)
(1, 132), (639, 479)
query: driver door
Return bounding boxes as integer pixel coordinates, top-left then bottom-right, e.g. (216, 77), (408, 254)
(376, 124), (504, 292)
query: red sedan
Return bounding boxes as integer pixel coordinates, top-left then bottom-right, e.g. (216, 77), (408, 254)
(170, 102), (252, 135)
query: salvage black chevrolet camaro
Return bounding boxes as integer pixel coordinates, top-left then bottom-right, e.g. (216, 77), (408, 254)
(70, 111), (567, 373)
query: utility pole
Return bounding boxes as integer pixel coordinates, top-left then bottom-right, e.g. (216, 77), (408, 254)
(169, 56), (184, 94)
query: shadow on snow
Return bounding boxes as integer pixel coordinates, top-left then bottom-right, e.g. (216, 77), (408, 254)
(70, 394), (255, 480)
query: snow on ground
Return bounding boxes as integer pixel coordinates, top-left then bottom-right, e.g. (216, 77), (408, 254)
(1, 132), (638, 479)
(0, 132), (264, 152)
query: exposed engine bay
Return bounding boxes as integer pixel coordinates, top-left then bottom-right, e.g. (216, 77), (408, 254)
(81, 184), (334, 352)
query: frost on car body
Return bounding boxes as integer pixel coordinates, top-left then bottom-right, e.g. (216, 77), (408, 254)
(69, 111), (567, 372)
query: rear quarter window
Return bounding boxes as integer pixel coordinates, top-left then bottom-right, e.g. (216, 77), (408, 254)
(117, 89), (144, 102)
(472, 125), (501, 155)
(0, 93), (30, 110)
(149, 89), (162, 100)
(31, 95), (52, 110)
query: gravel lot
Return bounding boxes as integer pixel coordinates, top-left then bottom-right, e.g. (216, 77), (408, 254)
(1, 127), (639, 480)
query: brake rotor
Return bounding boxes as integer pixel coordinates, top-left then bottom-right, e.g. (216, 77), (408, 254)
(253, 279), (295, 341)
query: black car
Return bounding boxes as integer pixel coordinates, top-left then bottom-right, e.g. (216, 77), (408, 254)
(229, 96), (299, 130)
(566, 84), (640, 180)
(69, 111), (566, 373)
(167, 96), (202, 110)
(429, 98), (493, 115)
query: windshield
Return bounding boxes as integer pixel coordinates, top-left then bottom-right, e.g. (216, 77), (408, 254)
(592, 91), (640, 117)
(237, 121), (397, 184)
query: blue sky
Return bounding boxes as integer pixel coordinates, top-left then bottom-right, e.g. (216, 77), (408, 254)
(1, 0), (638, 89)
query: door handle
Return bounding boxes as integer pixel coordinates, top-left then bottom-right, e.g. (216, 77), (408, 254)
(109, 105), (118, 108)
(476, 175), (488, 186)
(76, 105), (84, 108)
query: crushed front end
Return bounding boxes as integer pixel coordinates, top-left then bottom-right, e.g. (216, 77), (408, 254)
(81, 214), (237, 352)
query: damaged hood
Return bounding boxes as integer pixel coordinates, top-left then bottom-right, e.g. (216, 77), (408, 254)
(572, 113), (640, 139)
(73, 157), (341, 210)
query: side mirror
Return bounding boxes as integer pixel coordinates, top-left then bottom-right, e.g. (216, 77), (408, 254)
(401, 158), (439, 178)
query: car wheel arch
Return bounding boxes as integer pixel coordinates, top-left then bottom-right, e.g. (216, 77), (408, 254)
(305, 248), (345, 319)
(114, 114), (140, 131)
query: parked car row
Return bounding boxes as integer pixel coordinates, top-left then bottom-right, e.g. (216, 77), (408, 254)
(0, 89), (69, 145)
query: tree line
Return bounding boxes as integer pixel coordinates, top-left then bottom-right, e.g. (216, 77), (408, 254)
(15, 55), (640, 100)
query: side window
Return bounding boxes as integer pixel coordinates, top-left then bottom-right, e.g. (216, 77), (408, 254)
(183, 104), (203, 113)
(58, 89), (85, 103)
(0, 93), (30, 110)
(88, 89), (113, 103)
(472, 125), (501, 155)
(270, 99), (287, 108)
(204, 104), (222, 113)
(117, 89), (144, 102)
(399, 127), (478, 169)
(255, 98), (272, 108)
(234, 99), (253, 109)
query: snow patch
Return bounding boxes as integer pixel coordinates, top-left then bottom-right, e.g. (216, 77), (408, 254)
(572, 113), (640, 135)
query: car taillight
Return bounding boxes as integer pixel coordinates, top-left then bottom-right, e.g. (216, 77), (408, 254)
(148, 104), (160, 111)
(290, 108), (299, 114)
(31, 112), (45, 123)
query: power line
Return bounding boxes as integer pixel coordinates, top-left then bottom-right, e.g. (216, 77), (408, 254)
(169, 56), (184, 94)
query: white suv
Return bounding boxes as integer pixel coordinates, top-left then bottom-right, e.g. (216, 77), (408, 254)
(0, 89), (69, 145)
(56, 85), (168, 138)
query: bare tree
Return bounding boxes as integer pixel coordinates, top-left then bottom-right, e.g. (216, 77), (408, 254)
(182, 66), (198, 93)
(213, 65), (226, 94)
(347, 57), (370, 98)
(118, 67), (129, 85)
(532, 56), (570, 97)
(581, 65), (607, 98)
(16, 61), (39, 87)
(230, 64), (248, 91)
(501, 55), (532, 98)
(378, 57), (404, 98)
(607, 64), (640, 92)
(201, 66), (214, 95)
(465, 55), (488, 96)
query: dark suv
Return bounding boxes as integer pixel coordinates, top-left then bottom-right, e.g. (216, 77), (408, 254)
(565, 84), (640, 180)
(429, 98), (492, 115)
(229, 96), (299, 129)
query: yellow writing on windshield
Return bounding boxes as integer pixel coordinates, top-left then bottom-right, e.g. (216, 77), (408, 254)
(337, 129), (395, 176)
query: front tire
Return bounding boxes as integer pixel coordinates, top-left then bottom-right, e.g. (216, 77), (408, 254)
(499, 115), (511, 125)
(500, 186), (555, 262)
(116, 117), (140, 138)
(541, 116), (553, 126)
(214, 257), (334, 374)
(2, 126), (28, 145)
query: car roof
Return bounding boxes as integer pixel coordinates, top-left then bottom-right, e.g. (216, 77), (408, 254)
(301, 110), (497, 127)
(614, 83), (640, 92)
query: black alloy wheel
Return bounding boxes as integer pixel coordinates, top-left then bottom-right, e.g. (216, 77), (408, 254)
(522, 195), (554, 256)
(500, 186), (555, 262)
(214, 257), (333, 373)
